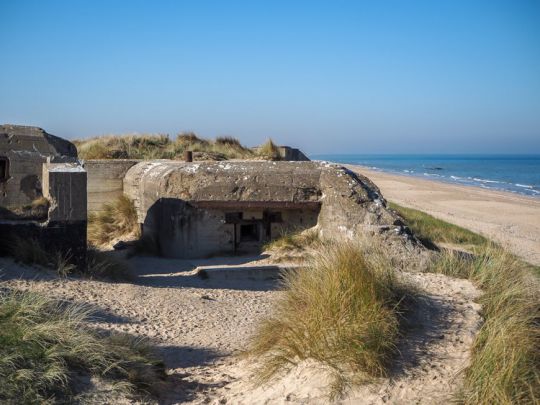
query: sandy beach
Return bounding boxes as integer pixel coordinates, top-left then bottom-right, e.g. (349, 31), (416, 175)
(348, 165), (540, 266)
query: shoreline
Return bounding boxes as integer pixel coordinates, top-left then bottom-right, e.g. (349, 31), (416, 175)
(345, 164), (540, 265)
(311, 157), (540, 198)
(348, 164), (540, 201)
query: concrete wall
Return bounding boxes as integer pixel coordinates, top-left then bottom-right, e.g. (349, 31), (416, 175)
(0, 125), (78, 210)
(278, 146), (310, 161)
(124, 160), (429, 260)
(0, 158), (88, 267)
(143, 198), (319, 258)
(43, 162), (87, 222)
(84, 159), (140, 212)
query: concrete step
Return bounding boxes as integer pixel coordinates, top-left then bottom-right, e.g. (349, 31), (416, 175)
(195, 264), (298, 281)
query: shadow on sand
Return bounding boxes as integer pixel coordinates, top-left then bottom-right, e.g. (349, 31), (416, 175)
(126, 253), (283, 292)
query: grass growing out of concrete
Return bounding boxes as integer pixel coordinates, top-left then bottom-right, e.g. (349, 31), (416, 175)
(393, 203), (539, 404)
(88, 195), (140, 247)
(429, 245), (539, 405)
(0, 290), (165, 403)
(75, 133), (255, 160)
(250, 242), (407, 397)
(389, 202), (487, 248)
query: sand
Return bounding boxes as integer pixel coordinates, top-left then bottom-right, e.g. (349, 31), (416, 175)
(348, 165), (540, 265)
(0, 252), (481, 404)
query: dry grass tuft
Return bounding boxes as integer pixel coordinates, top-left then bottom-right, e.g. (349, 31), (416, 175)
(74, 132), (254, 161)
(88, 195), (140, 247)
(395, 202), (538, 404)
(8, 237), (76, 277)
(429, 244), (539, 404)
(215, 136), (243, 147)
(86, 249), (133, 281)
(257, 138), (282, 160)
(0, 290), (165, 403)
(250, 241), (409, 397)
(264, 227), (320, 252)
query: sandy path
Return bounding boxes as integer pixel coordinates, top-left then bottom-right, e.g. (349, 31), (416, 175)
(207, 272), (481, 404)
(1, 256), (481, 404)
(348, 165), (540, 265)
(0, 256), (277, 403)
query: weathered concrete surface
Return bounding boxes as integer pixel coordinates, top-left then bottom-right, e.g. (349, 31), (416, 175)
(43, 162), (87, 222)
(0, 124), (78, 209)
(124, 161), (426, 261)
(0, 125), (87, 266)
(0, 220), (87, 267)
(278, 146), (310, 161)
(196, 265), (288, 281)
(84, 159), (140, 212)
(124, 161), (322, 224)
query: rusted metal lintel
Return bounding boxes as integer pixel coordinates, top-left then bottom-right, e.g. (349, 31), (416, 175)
(189, 200), (321, 210)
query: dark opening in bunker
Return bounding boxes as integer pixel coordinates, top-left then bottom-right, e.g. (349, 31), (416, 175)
(240, 223), (259, 242)
(0, 157), (8, 181)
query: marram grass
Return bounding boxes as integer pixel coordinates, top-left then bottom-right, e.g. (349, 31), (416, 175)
(393, 202), (539, 404)
(0, 290), (165, 403)
(88, 195), (140, 247)
(249, 241), (410, 397)
(429, 244), (539, 405)
(389, 202), (487, 248)
(74, 132), (255, 160)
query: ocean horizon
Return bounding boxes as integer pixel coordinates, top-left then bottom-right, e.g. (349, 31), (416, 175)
(312, 154), (540, 197)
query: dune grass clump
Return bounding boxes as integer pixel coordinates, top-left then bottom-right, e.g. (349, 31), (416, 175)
(264, 228), (320, 252)
(86, 249), (133, 281)
(88, 195), (140, 247)
(429, 245), (539, 405)
(0, 290), (165, 403)
(257, 138), (282, 160)
(389, 202), (487, 248)
(74, 132), (255, 160)
(250, 242), (408, 396)
(8, 237), (77, 277)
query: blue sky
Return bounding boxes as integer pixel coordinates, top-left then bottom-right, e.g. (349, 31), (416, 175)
(1, 1), (539, 154)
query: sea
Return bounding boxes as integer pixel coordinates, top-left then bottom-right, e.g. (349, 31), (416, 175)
(311, 154), (540, 198)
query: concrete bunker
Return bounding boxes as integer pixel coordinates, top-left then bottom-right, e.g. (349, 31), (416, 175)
(124, 160), (422, 259)
(0, 125), (87, 264)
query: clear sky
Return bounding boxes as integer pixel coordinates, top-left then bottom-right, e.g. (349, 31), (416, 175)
(1, 1), (539, 154)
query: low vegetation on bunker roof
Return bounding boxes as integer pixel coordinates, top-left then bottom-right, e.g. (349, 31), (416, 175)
(74, 132), (284, 161)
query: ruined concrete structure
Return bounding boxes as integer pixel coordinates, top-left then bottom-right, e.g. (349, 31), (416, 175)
(0, 123), (421, 266)
(123, 160), (422, 259)
(83, 147), (309, 214)
(85, 159), (141, 212)
(0, 125), (87, 263)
